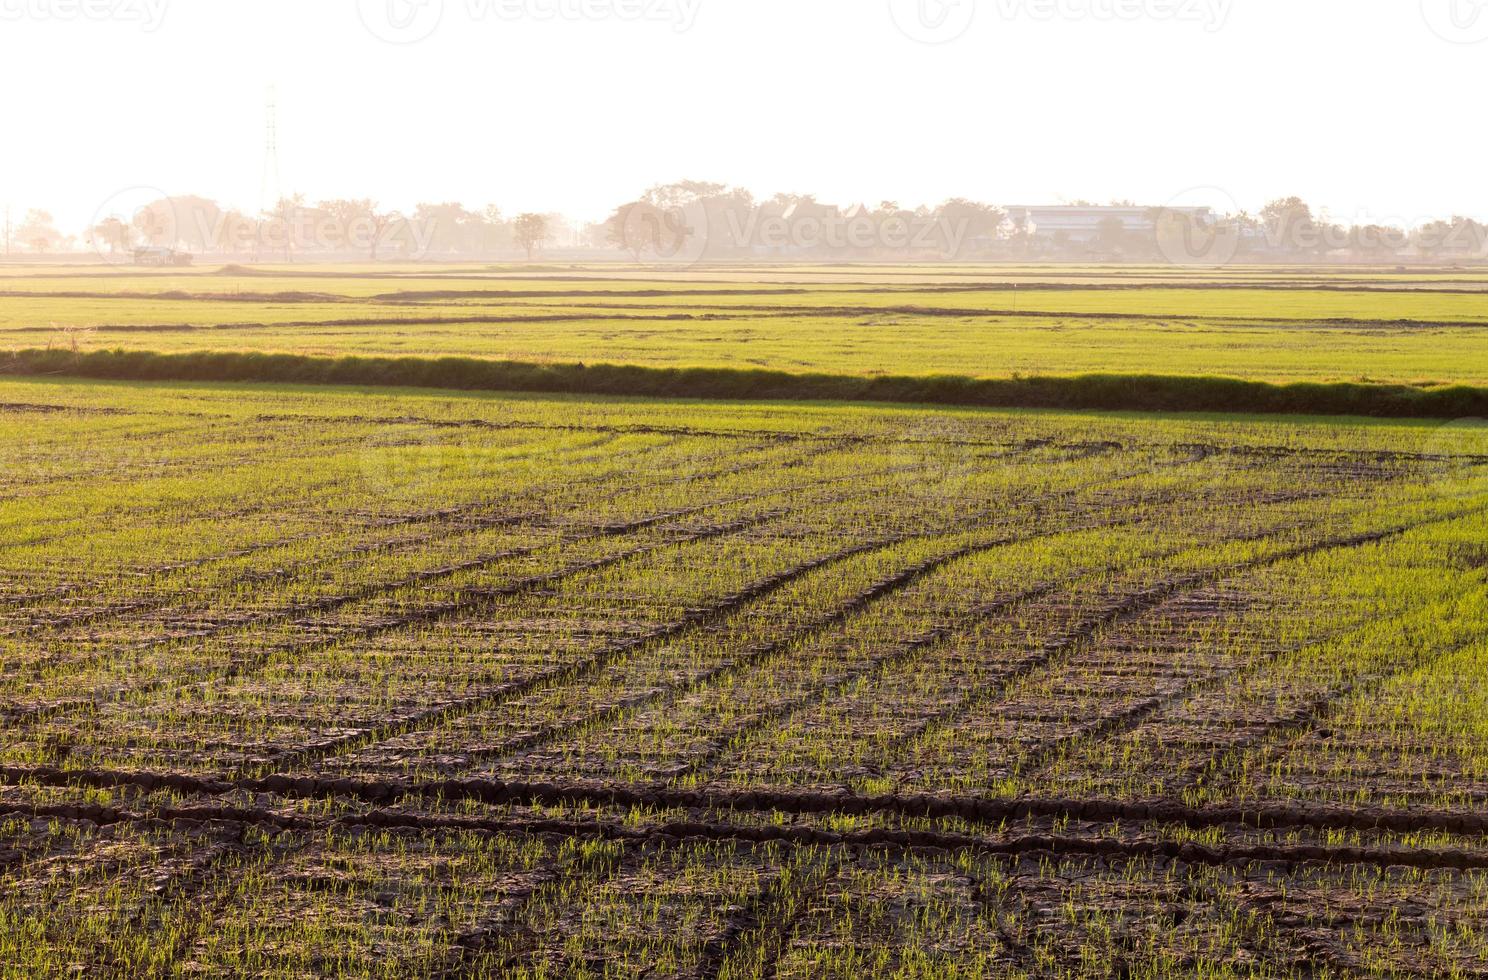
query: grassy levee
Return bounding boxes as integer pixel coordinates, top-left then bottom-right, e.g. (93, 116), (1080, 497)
(7, 347), (1488, 418)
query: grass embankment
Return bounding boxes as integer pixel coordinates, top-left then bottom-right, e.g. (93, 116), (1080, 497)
(7, 306), (1485, 385)
(8, 348), (1487, 418)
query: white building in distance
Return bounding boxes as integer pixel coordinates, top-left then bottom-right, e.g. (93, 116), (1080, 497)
(1005, 205), (1214, 244)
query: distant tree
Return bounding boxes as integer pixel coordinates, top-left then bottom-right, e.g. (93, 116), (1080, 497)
(378, 214), (438, 259)
(262, 194), (307, 261)
(131, 199), (177, 247)
(1260, 196), (1314, 252)
(542, 212), (572, 248)
(767, 192), (819, 210)
(636, 181), (752, 258)
(164, 195), (222, 253)
(605, 200), (683, 261)
(317, 198), (361, 249)
(1415, 219), (1453, 260)
(935, 199), (1006, 253)
(478, 204), (510, 252)
(1349, 223), (1408, 258)
(116, 194), (224, 254)
(512, 213), (549, 260)
(1415, 216), (1488, 260)
(90, 216), (133, 254)
(1007, 210), (1033, 255)
(366, 209), (397, 260)
(213, 211), (258, 255)
(641, 180), (740, 210)
(757, 193), (839, 256)
(413, 202), (478, 253)
(868, 201), (920, 257)
(575, 219), (607, 249)
(16, 210), (62, 253)
(1312, 211), (1349, 255)
(319, 198), (395, 259)
(1452, 216), (1488, 257)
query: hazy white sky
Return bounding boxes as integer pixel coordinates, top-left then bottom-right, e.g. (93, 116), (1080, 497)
(2, 0), (1484, 233)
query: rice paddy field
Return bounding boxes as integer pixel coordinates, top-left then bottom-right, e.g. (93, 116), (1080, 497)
(3, 263), (1488, 977)
(4, 262), (1488, 385)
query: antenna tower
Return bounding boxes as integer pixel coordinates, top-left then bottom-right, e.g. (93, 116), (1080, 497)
(260, 87), (282, 213)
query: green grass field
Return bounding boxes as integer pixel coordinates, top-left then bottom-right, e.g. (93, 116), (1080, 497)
(2, 374), (1488, 975)
(4, 263), (1486, 393)
(3, 264), (1488, 976)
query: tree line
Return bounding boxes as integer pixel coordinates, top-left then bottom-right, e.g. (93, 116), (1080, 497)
(3, 198), (567, 260)
(4, 183), (1486, 262)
